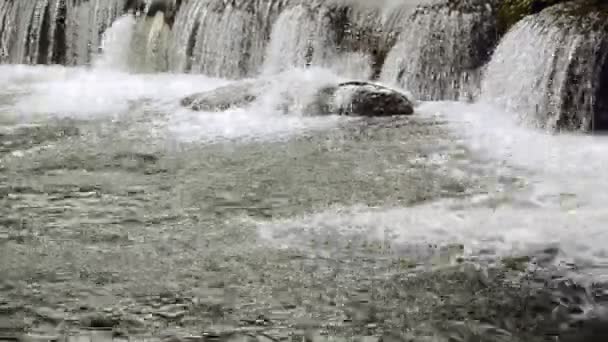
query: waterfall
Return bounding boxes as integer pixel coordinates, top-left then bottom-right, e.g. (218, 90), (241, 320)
(168, 0), (288, 78)
(93, 14), (136, 71)
(128, 11), (171, 72)
(64, 0), (130, 65)
(166, 0), (394, 80)
(262, 1), (385, 80)
(380, 0), (499, 101)
(0, 0), (63, 64)
(480, 3), (608, 132)
(0, 0), (131, 66)
(3, 0), (464, 85)
(262, 4), (338, 74)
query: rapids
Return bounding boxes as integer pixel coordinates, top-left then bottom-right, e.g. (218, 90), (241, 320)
(1, 0), (608, 340)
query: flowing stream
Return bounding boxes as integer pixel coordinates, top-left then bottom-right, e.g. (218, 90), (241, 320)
(1, 0), (608, 341)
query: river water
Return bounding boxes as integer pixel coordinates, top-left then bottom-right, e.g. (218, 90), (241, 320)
(1, 8), (608, 342)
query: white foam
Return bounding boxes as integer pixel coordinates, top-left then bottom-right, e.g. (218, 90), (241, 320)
(0, 65), (227, 119)
(256, 100), (608, 277)
(256, 200), (608, 267)
(167, 68), (350, 143)
(0, 65), (351, 143)
(417, 101), (608, 206)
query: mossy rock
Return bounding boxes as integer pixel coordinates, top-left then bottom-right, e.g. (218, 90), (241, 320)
(497, 0), (567, 33)
(499, 0), (608, 34)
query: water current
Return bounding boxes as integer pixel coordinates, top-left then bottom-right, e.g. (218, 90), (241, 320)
(1, 0), (608, 341)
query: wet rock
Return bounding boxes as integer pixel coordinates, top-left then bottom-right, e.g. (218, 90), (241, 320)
(180, 81), (264, 112)
(182, 80), (414, 117)
(497, 0), (569, 33)
(310, 81), (414, 117)
(147, 0), (180, 26)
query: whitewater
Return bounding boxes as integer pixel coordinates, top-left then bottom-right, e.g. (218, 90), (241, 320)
(0, 13), (607, 281)
(3, 1), (608, 339)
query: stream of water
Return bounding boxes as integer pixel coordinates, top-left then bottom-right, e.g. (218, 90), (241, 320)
(2, 0), (608, 340)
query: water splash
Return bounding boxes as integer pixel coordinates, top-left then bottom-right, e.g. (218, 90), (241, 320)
(480, 4), (608, 132)
(93, 15), (137, 71)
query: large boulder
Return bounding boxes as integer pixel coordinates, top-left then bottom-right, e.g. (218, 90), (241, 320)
(181, 79), (415, 116)
(311, 81), (414, 116)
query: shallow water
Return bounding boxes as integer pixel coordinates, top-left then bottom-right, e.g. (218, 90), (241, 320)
(2, 43), (608, 342)
(1, 63), (607, 340)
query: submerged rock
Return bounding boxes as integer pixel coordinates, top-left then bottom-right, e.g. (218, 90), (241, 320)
(181, 79), (414, 117)
(180, 81), (266, 112)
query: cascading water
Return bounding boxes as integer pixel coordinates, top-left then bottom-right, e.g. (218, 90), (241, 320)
(380, 0), (499, 101)
(0, 0), (130, 66)
(0, 0), (63, 64)
(128, 11), (171, 72)
(1, 0), (499, 88)
(93, 14), (136, 71)
(166, 0), (392, 80)
(262, 4), (337, 75)
(168, 0), (288, 78)
(3, 1), (608, 341)
(261, 1), (384, 80)
(64, 0), (131, 65)
(480, 3), (608, 132)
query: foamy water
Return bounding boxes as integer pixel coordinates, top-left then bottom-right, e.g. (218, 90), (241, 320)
(3, 11), (608, 280)
(0, 65), (224, 118)
(256, 101), (608, 279)
(3, 62), (608, 278)
(0, 64), (355, 143)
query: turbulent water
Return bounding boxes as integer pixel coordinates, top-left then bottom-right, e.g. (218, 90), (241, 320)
(2, 0), (608, 341)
